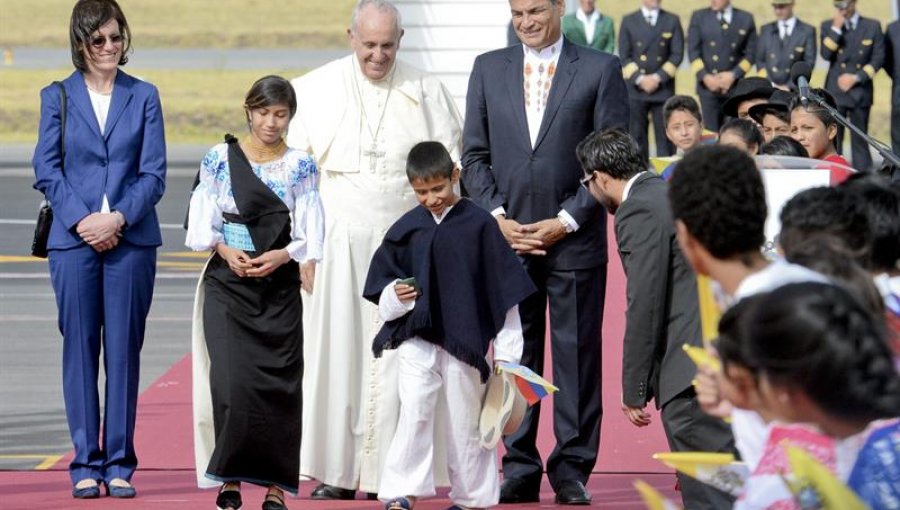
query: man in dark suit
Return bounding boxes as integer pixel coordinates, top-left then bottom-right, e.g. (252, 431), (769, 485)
(886, 19), (900, 156)
(756, 0), (816, 90)
(576, 129), (736, 510)
(619, 0), (684, 158)
(462, 0), (629, 504)
(821, 0), (885, 171)
(688, 0), (757, 131)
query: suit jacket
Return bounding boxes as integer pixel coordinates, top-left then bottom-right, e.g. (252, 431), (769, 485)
(462, 39), (629, 269)
(688, 7), (757, 97)
(562, 12), (615, 53)
(619, 9), (684, 102)
(885, 20), (900, 105)
(820, 17), (885, 108)
(756, 18), (816, 87)
(33, 70), (166, 250)
(615, 173), (700, 409)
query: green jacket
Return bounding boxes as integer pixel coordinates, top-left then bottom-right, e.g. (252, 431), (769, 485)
(562, 12), (615, 54)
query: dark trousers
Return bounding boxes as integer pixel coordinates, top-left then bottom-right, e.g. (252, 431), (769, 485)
(835, 105), (873, 171)
(502, 260), (606, 490)
(698, 90), (727, 132)
(892, 99), (900, 158)
(661, 388), (736, 510)
(630, 99), (674, 159)
(48, 242), (156, 485)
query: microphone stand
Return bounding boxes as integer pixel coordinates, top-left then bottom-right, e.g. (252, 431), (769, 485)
(805, 90), (900, 170)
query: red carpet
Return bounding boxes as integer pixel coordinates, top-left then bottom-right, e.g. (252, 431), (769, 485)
(0, 221), (679, 508)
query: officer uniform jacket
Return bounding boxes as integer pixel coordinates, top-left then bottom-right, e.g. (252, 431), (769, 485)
(619, 9), (684, 102)
(688, 7), (757, 96)
(756, 18), (816, 87)
(820, 16), (885, 108)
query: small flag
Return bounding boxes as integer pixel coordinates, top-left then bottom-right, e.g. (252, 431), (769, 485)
(497, 361), (558, 405)
(650, 156), (680, 175)
(633, 480), (682, 510)
(653, 452), (749, 497)
(682, 344), (722, 373)
(696, 274), (722, 345)
(784, 445), (868, 510)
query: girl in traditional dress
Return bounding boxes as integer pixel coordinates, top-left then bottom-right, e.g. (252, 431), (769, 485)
(716, 282), (900, 509)
(186, 75), (324, 510)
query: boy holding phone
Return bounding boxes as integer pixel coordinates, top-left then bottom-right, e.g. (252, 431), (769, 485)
(363, 142), (536, 510)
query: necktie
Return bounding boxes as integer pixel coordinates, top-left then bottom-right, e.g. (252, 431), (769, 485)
(646, 15), (654, 26)
(718, 12), (728, 30)
(780, 21), (788, 40)
(845, 20), (854, 33)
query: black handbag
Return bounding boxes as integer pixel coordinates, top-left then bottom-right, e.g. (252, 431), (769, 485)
(31, 81), (66, 258)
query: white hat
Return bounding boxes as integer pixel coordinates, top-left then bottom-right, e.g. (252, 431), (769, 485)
(479, 371), (527, 449)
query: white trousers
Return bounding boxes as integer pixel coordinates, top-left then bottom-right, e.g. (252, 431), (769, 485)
(378, 339), (500, 508)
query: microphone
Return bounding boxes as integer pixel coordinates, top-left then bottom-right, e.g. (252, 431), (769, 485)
(790, 62), (813, 107)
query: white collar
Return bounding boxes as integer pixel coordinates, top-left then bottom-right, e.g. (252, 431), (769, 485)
(716, 5), (733, 19)
(576, 8), (600, 24)
(847, 12), (860, 27)
(523, 35), (564, 60)
(431, 203), (455, 224)
(621, 171), (649, 203)
(780, 17), (796, 28)
(640, 6), (660, 19)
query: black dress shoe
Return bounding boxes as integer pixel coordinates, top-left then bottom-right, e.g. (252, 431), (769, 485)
(310, 483), (355, 500)
(499, 477), (540, 503)
(554, 480), (591, 505)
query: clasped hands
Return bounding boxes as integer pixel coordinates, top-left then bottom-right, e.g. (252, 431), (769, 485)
(497, 216), (567, 256)
(701, 71), (736, 95)
(76, 212), (124, 252)
(216, 243), (291, 279)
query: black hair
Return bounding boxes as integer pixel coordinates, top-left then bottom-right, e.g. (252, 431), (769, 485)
(70, 0), (131, 72)
(719, 118), (764, 154)
(839, 173), (900, 273)
(785, 236), (885, 316)
(575, 128), (647, 180)
(778, 186), (869, 265)
(759, 135), (809, 157)
(663, 95), (703, 126)
(406, 141), (454, 182)
(244, 75), (297, 119)
(721, 282), (900, 423)
(668, 145), (767, 260)
(789, 88), (838, 130)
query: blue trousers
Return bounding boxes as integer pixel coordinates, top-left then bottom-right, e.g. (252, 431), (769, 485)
(49, 241), (156, 484)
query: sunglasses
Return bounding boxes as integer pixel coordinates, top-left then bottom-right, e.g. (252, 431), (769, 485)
(89, 34), (124, 48)
(580, 172), (597, 190)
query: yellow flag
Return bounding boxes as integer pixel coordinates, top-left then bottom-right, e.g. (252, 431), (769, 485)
(633, 479), (682, 510)
(696, 274), (722, 345)
(653, 452), (749, 497)
(682, 344), (722, 373)
(784, 445), (868, 510)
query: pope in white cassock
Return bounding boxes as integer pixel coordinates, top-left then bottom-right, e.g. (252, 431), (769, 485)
(286, 0), (463, 498)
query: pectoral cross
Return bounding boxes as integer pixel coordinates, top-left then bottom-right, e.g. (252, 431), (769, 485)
(364, 143), (385, 172)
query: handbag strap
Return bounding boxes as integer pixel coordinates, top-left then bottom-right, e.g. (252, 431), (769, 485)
(52, 81), (65, 174)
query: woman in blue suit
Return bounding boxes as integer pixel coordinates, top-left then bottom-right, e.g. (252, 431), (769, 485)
(32, 0), (166, 499)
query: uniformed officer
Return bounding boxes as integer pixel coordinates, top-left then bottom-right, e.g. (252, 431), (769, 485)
(755, 0), (816, 90)
(619, 0), (684, 158)
(688, 0), (757, 131)
(820, 0), (885, 171)
(885, 18), (899, 157)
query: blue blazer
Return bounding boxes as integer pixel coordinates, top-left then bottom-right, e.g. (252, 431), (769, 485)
(33, 70), (166, 250)
(462, 39), (629, 269)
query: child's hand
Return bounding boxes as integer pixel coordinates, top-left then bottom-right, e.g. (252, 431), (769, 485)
(395, 283), (418, 304)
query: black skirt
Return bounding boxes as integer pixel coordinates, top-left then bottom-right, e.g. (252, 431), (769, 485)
(202, 253), (302, 493)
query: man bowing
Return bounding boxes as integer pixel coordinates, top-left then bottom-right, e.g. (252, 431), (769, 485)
(462, 0), (628, 504)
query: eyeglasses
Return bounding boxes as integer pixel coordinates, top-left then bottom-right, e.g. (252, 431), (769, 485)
(580, 172), (597, 190)
(89, 34), (124, 48)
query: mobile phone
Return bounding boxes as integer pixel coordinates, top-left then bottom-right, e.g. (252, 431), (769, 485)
(397, 277), (418, 291)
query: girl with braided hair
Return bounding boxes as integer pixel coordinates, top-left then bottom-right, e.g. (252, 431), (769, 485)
(716, 281), (900, 509)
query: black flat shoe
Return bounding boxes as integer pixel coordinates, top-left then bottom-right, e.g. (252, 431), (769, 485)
(499, 477), (540, 503)
(262, 491), (287, 510)
(554, 480), (591, 505)
(310, 483), (355, 500)
(216, 485), (242, 510)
